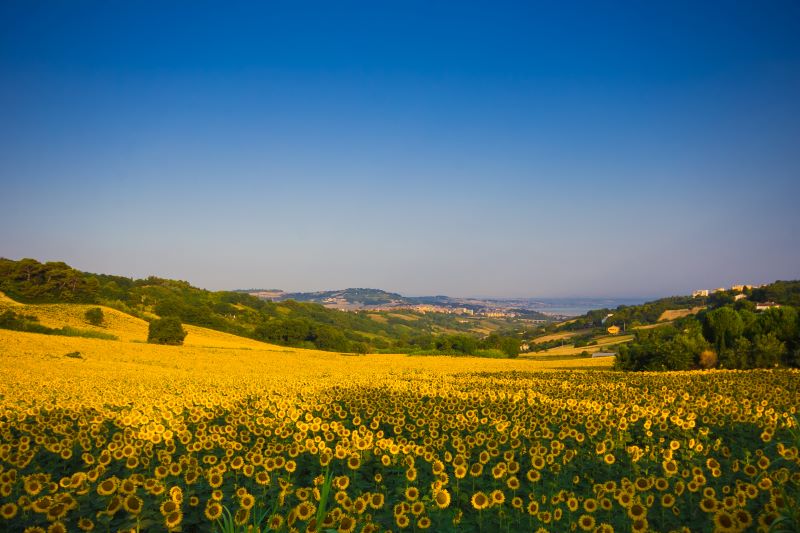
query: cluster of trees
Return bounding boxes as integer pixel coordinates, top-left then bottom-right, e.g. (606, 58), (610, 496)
(616, 303), (799, 371)
(403, 332), (520, 357)
(0, 259), (100, 303)
(254, 318), (367, 353)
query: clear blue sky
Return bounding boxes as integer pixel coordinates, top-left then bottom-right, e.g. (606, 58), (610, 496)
(1, 1), (799, 298)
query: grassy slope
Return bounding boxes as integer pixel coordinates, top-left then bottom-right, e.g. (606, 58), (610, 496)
(0, 292), (288, 350)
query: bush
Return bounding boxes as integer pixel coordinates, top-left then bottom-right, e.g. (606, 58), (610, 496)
(84, 307), (104, 326)
(148, 317), (187, 345)
(351, 342), (370, 355)
(698, 349), (717, 369)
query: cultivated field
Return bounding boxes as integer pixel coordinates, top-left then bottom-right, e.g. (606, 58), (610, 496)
(0, 306), (797, 532)
(528, 335), (634, 358)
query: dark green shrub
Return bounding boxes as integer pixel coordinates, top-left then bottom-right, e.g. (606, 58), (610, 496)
(148, 317), (187, 345)
(84, 307), (104, 326)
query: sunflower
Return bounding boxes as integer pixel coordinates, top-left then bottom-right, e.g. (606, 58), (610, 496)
(338, 515), (356, 533)
(627, 502), (647, 521)
(96, 478), (118, 496)
(234, 508), (249, 526)
(566, 496), (579, 512)
(205, 501), (223, 521)
(353, 497), (367, 514)
(0, 502), (18, 519)
(603, 453), (615, 465)
(24, 479), (43, 496)
(255, 471), (271, 486)
(577, 514), (596, 531)
(47, 523), (67, 533)
(267, 514), (284, 530)
(411, 501), (425, 516)
(77, 517), (94, 531)
(661, 494), (676, 508)
(417, 516), (431, 529)
(471, 491), (490, 510)
(713, 510), (738, 533)
(616, 491), (633, 508)
(295, 502), (315, 521)
(106, 495), (123, 515)
(208, 472), (223, 488)
(526, 469), (542, 483)
(169, 486), (184, 503)
(527, 501), (539, 516)
(119, 479), (136, 495)
(395, 514), (410, 528)
(405, 487), (419, 501)
(160, 500), (180, 516)
(123, 495), (143, 515)
(236, 492), (254, 511)
(490, 489), (505, 506)
(699, 497), (717, 513)
(46, 502), (68, 521)
(369, 492), (385, 509)
(491, 464), (506, 479)
(434, 489), (451, 509)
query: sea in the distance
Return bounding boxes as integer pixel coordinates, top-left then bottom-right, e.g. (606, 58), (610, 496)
(516, 297), (651, 317)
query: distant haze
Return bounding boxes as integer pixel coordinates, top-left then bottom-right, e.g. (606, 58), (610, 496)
(1, 2), (799, 298)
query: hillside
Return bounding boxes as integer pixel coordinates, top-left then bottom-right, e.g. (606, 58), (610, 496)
(0, 258), (532, 355)
(0, 292), (287, 349)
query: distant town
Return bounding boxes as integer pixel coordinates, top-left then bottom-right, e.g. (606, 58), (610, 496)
(691, 283), (781, 311)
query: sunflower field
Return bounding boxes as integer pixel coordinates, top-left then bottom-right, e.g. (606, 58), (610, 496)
(0, 328), (798, 532)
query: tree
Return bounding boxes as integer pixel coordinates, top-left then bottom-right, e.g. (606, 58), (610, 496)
(351, 342), (370, 355)
(750, 333), (785, 368)
(702, 307), (744, 352)
(312, 325), (348, 351)
(147, 317), (187, 345)
(84, 307), (104, 326)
